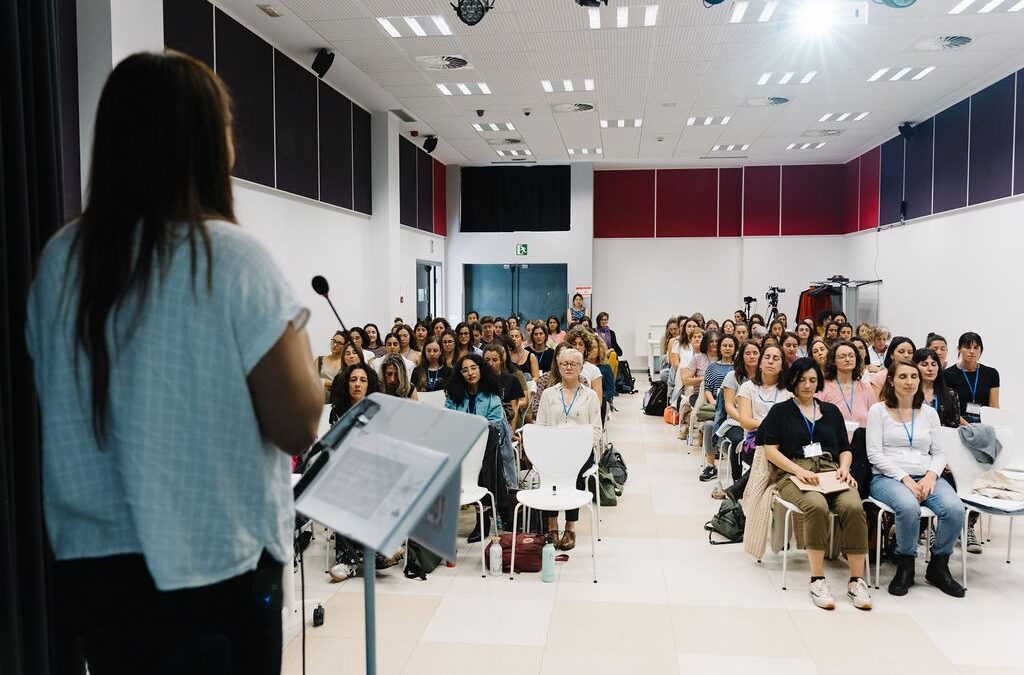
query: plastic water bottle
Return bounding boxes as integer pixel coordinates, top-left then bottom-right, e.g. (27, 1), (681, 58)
(489, 536), (504, 577)
(541, 541), (556, 582)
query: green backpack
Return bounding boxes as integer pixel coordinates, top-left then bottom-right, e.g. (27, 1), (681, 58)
(704, 497), (745, 544)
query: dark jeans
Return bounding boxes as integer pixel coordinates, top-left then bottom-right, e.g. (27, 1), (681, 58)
(55, 551), (284, 675)
(543, 454), (595, 524)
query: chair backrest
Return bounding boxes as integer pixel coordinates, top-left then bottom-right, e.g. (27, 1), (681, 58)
(317, 404), (333, 438)
(460, 428), (489, 492)
(981, 408), (1024, 468)
(521, 423), (593, 492)
(419, 390), (447, 409)
(938, 426), (1016, 497)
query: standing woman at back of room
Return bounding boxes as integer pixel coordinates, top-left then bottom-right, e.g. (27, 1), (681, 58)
(568, 292), (587, 326)
(547, 315), (567, 346)
(24, 52), (323, 675)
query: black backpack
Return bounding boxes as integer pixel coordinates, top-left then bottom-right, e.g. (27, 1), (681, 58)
(599, 443), (628, 486)
(642, 381), (668, 416)
(704, 497), (745, 544)
(615, 360), (637, 394)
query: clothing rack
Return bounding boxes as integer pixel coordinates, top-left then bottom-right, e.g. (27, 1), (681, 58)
(801, 276), (882, 327)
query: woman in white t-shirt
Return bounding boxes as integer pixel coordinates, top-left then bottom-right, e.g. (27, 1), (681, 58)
(736, 346), (792, 452)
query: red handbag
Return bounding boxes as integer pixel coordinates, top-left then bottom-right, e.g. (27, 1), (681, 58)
(486, 533), (542, 573)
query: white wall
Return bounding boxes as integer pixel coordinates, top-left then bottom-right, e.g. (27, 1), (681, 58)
(232, 180), (372, 351)
(841, 193), (1024, 407)
(400, 226), (446, 321)
(593, 235), (847, 365)
(444, 164), (595, 318)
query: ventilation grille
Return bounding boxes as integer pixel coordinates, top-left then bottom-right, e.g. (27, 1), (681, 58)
(552, 103), (595, 113)
(390, 108), (417, 123)
(415, 55), (472, 70)
(915, 36), (972, 51)
(747, 96), (790, 107)
(487, 138), (523, 145)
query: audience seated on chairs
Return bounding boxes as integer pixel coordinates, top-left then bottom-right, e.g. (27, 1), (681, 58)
(943, 331), (999, 425)
(546, 315), (566, 346)
(379, 354), (418, 401)
(314, 332), (346, 404)
(866, 361), (966, 598)
(819, 341), (877, 441)
(440, 329), (458, 368)
(698, 333), (734, 482)
(717, 340), (761, 492)
(363, 323), (385, 357)
(565, 327), (604, 409)
(758, 358), (871, 611)
(373, 332), (416, 376)
(868, 325), (891, 369)
(328, 363), (379, 425)
(528, 323), (555, 374)
(395, 324), (420, 364)
(482, 342), (527, 430)
(594, 312), (623, 357)
(925, 333), (949, 369)
(795, 323), (812, 357)
(535, 347), (602, 552)
(349, 326), (377, 362)
(507, 327), (540, 381)
(411, 337), (451, 393)
(870, 336), (917, 398)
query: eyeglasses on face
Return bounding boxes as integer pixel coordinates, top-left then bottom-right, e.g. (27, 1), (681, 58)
(558, 361), (581, 369)
(330, 340), (345, 346)
(461, 364), (480, 374)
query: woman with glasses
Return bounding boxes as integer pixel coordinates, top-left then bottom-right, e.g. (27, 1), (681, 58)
(314, 331), (347, 403)
(439, 329), (458, 368)
(819, 341), (876, 440)
(535, 347), (602, 551)
(454, 322), (479, 360)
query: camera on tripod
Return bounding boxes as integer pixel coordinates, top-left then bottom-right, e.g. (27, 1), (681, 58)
(765, 286), (785, 303)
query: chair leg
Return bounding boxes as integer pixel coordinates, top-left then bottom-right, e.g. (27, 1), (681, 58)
(485, 490), (498, 534)
(924, 517), (932, 564)
(590, 474), (602, 541)
(875, 512), (883, 590)
(827, 514), (835, 560)
(962, 515), (968, 589)
(588, 504), (599, 584)
(1008, 517), (1014, 564)
(325, 528), (333, 573)
(509, 504), (521, 580)
(782, 509), (792, 590)
(476, 500), (486, 577)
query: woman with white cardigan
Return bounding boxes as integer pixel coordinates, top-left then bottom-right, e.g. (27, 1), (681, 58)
(866, 361), (965, 598)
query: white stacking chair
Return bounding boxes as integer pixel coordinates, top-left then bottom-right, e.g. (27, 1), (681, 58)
(418, 390), (447, 409)
(940, 425), (1023, 578)
(686, 382), (707, 456)
(770, 494), (837, 590)
(511, 424), (598, 583)
(458, 430), (497, 577)
(862, 498), (963, 590)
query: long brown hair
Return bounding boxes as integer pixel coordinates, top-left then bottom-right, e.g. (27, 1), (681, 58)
(880, 361), (925, 409)
(68, 51), (235, 441)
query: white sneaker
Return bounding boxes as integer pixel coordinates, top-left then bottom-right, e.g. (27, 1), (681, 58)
(847, 578), (873, 611)
(966, 527), (983, 554)
(328, 563), (354, 582)
(809, 578), (836, 610)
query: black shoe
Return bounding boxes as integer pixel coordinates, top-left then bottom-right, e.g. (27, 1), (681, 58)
(699, 466), (718, 482)
(887, 553), (915, 596)
(925, 554), (966, 598)
(466, 516), (492, 543)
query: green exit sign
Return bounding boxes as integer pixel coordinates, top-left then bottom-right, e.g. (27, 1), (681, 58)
(516, 244), (528, 256)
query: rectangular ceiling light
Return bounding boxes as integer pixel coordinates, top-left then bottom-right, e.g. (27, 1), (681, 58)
(377, 17), (401, 37)
(432, 16), (453, 35)
(731, 1), (749, 22)
(568, 148), (576, 155)
(600, 119), (609, 128)
(404, 16), (426, 36)
(584, 78), (595, 91)
(949, 0), (978, 12)
(868, 68), (889, 81)
(644, 5), (659, 26)
(456, 83), (472, 95)
(889, 67), (913, 81)
(1011, 0), (1024, 10)
(854, 112), (870, 120)
(704, 117), (713, 125)
(779, 71), (795, 84)
(439, 82), (489, 96)
(617, 119), (625, 127)
(505, 122), (515, 130)
(473, 123), (484, 131)
(835, 112), (851, 121)
(488, 123), (499, 131)
(589, 7), (601, 28)
(912, 66), (935, 80)
(541, 80), (554, 92)
(476, 82), (491, 94)
(617, 6), (629, 27)
(713, 145), (722, 151)
(801, 143), (812, 149)
(979, 0), (1007, 11)
(759, 0), (779, 22)
(819, 113), (833, 122)
(721, 116), (731, 125)
(563, 79), (574, 92)
(815, 142), (826, 149)
(757, 72), (772, 85)
(800, 71), (818, 84)
(687, 117), (697, 126)
(436, 83), (452, 95)
(634, 118), (643, 127)
(582, 148), (589, 154)
(787, 143), (796, 150)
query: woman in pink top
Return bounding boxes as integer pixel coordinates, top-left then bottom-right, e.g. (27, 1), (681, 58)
(819, 341), (877, 441)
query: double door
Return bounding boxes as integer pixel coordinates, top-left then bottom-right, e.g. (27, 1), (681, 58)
(463, 263), (567, 323)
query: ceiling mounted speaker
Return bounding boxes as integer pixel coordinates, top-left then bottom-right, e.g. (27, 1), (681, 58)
(423, 136), (438, 153)
(311, 48), (334, 78)
(898, 122), (915, 139)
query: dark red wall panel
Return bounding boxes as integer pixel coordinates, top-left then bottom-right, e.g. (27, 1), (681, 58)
(743, 166), (780, 236)
(969, 74), (1015, 205)
(843, 158), (859, 234)
(433, 160), (446, 236)
(594, 170), (655, 237)
(781, 164), (845, 235)
(655, 169), (717, 237)
(718, 168), (742, 237)
(859, 147), (880, 231)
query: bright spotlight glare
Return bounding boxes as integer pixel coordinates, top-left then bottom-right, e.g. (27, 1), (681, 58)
(796, 1), (837, 35)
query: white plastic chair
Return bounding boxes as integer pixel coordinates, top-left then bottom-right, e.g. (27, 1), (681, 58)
(418, 390), (447, 409)
(940, 425), (1023, 576)
(511, 424), (598, 583)
(862, 498), (964, 590)
(458, 430), (497, 577)
(981, 408), (1024, 471)
(770, 494), (837, 590)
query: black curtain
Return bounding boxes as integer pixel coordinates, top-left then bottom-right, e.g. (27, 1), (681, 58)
(460, 165), (571, 232)
(1, 0), (84, 672)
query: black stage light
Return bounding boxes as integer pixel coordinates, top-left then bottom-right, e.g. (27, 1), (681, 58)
(576, 0), (608, 7)
(452, 0), (494, 26)
(311, 48), (334, 78)
(423, 136), (438, 153)
(874, 0), (916, 8)
(898, 122), (915, 139)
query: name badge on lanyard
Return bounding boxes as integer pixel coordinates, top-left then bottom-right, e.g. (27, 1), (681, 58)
(800, 400), (823, 458)
(966, 402), (982, 416)
(963, 368), (982, 416)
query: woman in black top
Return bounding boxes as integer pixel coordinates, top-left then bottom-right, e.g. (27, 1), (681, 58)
(759, 358), (870, 611)
(914, 348), (962, 429)
(482, 342), (527, 428)
(330, 363), (380, 424)
(527, 323), (556, 373)
(943, 331), (999, 424)
(412, 337), (452, 393)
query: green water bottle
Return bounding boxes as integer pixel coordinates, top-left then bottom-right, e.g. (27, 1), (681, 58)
(541, 540), (556, 582)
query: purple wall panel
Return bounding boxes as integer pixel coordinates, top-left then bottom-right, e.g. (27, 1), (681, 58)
(163, 0), (213, 67)
(933, 98), (970, 214)
(352, 105), (372, 214)
(904, 117), (933, 220)
(274, 50), (318, 200)
(879, 136), (904, 226)
(969, 74), (1015, 205)
(318, 81), (353, 210)
(1017, 70), (1024, 196)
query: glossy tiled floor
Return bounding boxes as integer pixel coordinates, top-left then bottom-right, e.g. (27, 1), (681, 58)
(282, 388), (1024, 675)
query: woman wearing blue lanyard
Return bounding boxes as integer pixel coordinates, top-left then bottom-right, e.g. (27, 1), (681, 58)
(942, 331), (1000, 425)
(867, 361), (966, 598)
(536, 347), (602, 551)
(759, 358), (871, 611)
(820, 341), (877, 441)
(412, 337), (452, 393)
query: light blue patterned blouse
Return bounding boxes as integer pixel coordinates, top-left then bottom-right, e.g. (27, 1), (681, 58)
(26, 221), (306, 590)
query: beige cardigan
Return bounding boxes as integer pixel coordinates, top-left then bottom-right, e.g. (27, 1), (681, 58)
(742, 446), (776, 560)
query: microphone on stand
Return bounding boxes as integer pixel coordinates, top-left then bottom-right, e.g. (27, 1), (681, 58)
(311, 275), (348, 333)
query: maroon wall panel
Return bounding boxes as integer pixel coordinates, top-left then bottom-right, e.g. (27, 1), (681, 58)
(858, 147), (880, 231)
(656, 169), (718, 237)
(781, 164), (845, 235)
(594, 170), (655, 237)
(718, 168), (743, 237)
(743, 166), (780, 236)
(843, 158), (860, 234)
(433, 159), (447, 236)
